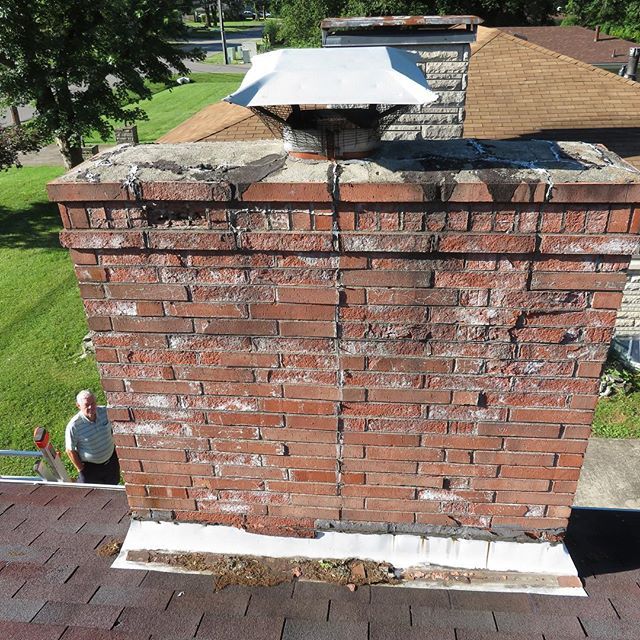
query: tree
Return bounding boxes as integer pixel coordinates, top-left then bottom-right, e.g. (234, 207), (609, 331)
(563, 0), (640, 43)
(0, 123), (41, 170)
(0, 1), (204, 168)
(277, 0), (556, 47)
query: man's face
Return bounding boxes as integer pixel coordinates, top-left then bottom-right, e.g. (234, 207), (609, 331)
(78, 395), (97, 422)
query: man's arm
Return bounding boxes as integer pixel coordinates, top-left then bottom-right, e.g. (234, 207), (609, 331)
(66, 449), (84, 473)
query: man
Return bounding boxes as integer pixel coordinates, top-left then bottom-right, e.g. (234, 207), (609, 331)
(65, 390), (120, 485)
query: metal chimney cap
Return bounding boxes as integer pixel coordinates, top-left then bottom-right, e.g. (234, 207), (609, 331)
(223, 47), (439, 108)
(320, 15), (483, 29)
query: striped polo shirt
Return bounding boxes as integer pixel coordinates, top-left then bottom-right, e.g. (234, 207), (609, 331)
(65, 406), (114, 464)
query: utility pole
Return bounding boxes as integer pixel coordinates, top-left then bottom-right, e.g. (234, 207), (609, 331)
(217, 0), (229, 65)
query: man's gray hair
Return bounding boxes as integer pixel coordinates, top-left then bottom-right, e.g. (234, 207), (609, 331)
(76, 389), (95, 404)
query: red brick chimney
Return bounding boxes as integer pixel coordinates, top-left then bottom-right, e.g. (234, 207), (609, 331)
(49, 139), (640, 544)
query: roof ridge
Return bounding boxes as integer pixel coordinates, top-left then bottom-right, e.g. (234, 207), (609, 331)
(471, 27), (501, 55)
(478, 30), (640, 93)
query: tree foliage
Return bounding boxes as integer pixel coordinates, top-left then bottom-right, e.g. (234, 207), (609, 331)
(563, 0), (640, 43)
(0, 0), (204, 168)
(0, 124), (41, 170)
(277, 0), (556, 47)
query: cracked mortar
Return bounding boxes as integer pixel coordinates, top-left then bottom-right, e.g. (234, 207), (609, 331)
(52, 139), (640, 202)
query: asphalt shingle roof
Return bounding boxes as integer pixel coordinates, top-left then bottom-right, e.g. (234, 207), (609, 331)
(498, 25), (640, 66)
(0, 480), (639, 639)
(464, 27), (640, 168)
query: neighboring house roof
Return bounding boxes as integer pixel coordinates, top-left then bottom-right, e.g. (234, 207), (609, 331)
(157, 100), (274, 143)
(499, 25), (639, 66)
(158, 28), (640, 169)
(1, 480), (640, 637)
(464, 27), (640, 168)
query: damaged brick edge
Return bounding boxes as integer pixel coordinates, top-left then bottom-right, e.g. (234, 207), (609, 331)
(47, 178), (640, 205)
(130, 510), (565, 544)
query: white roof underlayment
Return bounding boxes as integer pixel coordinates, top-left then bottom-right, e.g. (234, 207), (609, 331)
(224, 47), (439, 106)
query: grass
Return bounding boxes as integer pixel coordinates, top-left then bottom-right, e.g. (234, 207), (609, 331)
(204, 52), (246, 65)
(0, 167), (104, 478)
(84, 73), (243, 144)
(593, 393), (640, 438)
(593, 362), (640, 438)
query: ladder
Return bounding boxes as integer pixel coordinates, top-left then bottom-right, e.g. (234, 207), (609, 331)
(0, 427), (70, 482)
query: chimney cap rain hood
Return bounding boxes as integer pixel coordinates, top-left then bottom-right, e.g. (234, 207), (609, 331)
(223, 47), (439, 107)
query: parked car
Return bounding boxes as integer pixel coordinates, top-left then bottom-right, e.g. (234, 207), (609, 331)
(242, 10), (256, 19)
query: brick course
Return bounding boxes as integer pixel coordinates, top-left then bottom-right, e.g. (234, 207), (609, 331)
(49, 141), (640, 542)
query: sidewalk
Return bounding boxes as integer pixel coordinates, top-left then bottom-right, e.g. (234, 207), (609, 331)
(575, 437), (640, 508)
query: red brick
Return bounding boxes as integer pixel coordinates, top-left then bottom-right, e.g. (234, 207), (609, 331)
(251, 303), (335, 320)
(95, 347), (119, 363)
(340, 233), (433, 252)
(60, 230), (145, 249)
(477, 422), (562, 438)
(194, 318), (277, 335)
(341, 270), (432, 288)
(592, 291), (624, 309)
(434, 272), (527, 289)
(166, 302), (245, 318)
(78, 284), (105, 303)
(289, 470), (337, 483)
(453, 391), (480, 406)
(69, 248), (97, 265)
(107, 283), (189, 300)
(504, 438), (587, 454)
(137, 301), (164, 316)
(146, 231), (235, 251)
(291, 211), (311, 229)
(540, 234), (640, 255)
(607, 206), (631, 232)
(438, 234), (535, 253)
(570, 394), (599, 409)
(241, 232), (332, 252)
(279, 320), (336, 337)
(87, 316), (112, 331)
(509, 408), (593, 424)
(112, 317), (193, 333)
(531, 272), (627, 291)
(368, 357), (452, 373)
(576, 361), (603, 378)
(367, 389), (451, 404)
(472, 477), (550, 491)
(277, 287), (339, 305)
(127, 380), (201, 395)
(500, 466), (581, 480)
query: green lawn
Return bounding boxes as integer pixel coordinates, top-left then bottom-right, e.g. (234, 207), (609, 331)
(204, 51), (249, 65)
(0, 167), (103, 478)
(85, 73), (243, 144)
(593, 390), (640, 438)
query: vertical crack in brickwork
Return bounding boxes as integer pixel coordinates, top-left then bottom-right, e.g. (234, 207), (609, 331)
(329, 161), (346, 504)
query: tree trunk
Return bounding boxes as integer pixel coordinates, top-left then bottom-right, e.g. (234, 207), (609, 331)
(9, 106), (21, 126)
(204, 4), (212, 27)
(55, 135), (84, 169)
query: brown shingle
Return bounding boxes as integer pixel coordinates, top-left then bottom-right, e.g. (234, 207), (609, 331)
(464, 28), (640, 168)
(500, 25), (639, 66)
